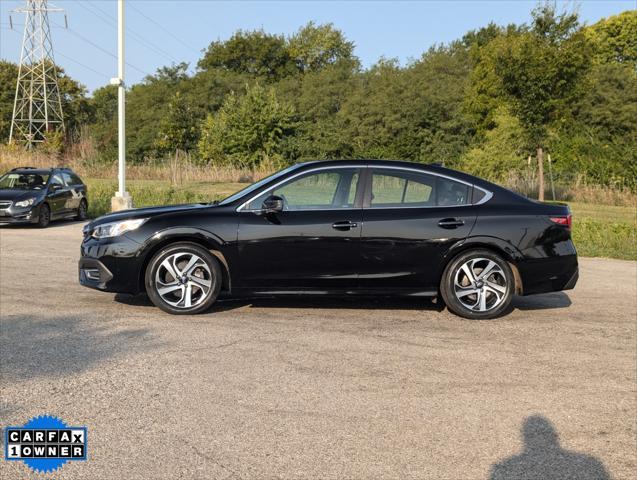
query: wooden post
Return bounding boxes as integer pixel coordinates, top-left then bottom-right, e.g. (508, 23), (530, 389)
(537, 146), (545, 202)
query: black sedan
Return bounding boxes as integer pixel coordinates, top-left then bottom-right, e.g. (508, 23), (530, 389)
(79, 160), (578, 319)
(0, 167), (88, 227)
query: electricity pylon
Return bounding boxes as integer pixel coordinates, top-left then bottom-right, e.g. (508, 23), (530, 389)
(9, 0), (65, 148)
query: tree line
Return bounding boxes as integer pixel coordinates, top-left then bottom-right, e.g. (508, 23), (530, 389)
(0, 4), (635, 189)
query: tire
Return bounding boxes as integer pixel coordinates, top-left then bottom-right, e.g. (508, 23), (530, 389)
(37, 203), (51, 228)
(145, 242), (222, 315)
(440, 249), (514, 320)
(76, 199), (88, 221)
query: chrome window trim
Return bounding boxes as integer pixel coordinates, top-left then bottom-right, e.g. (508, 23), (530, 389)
(236, 164), (493, 212)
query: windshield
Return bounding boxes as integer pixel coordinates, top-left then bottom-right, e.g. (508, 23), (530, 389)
(218, 164), (302, 206)
(0, 172), (49, 190)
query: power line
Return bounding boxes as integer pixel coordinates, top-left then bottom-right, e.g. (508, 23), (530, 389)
(56, 50), (111, 80)
(75, 0), (180, 64)
(128, 1), (200, 55)
(53, 21), (152, 77)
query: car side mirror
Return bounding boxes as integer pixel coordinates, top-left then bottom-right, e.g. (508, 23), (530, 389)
(262, 195), (284, 214)
(49, 184), (62, 192)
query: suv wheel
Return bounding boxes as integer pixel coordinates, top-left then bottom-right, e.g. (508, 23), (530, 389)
(145, 243), (222, 315)
(440, 249), (514, 319)
(76, 199), (88, 220)
(37, 203), (51, 228)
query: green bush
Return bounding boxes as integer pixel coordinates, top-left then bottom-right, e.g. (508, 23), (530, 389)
(572, 218), (637, 260)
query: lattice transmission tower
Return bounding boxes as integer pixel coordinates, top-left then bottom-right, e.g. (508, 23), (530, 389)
(9, 0), (65, 148)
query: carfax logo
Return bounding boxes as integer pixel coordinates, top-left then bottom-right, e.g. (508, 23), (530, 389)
(4, 415), (87, 474)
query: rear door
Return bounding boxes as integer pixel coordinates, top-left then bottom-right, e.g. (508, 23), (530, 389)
(236, 167), (365, 290)
(62, 172), (84, 211)
(359, 167), (478, 291)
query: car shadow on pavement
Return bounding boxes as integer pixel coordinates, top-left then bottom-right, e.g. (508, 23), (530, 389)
(0, 314), (158, 383)
(512, 292), (572, 311)
(489, 415), (610, 480)
(0, 219), (87, 230)
(115, 293), (445, 313)
(116, 292), (572, 315)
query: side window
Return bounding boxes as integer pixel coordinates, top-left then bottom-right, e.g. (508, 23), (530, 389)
(370, 169), (470, 207)
(370, 170), (435, 207)
(63, 172), (83, 185)
(49, 174), (65, 187)
(436, 177), (470, 206)
(246, 169), (360, 211)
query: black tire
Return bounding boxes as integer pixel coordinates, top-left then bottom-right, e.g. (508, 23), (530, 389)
(76, 199), (88, 221)
(37, 203), (51, 228)
(145, 242), (222, 315)
(440, 249), (514, 320)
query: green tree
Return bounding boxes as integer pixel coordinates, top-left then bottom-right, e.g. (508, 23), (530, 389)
(479, 4), (592, 199)
(198, 30), (296, 80)
(288, 22), (356, 73)
(154, 91), (198, 154)
(0, 61), (19, 142)
(198, 83), (295, 168)
(585, 10), (637, 66)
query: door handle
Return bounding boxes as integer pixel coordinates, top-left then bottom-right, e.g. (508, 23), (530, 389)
(438, 218), (465, 229)
(332, 221), (358, 231)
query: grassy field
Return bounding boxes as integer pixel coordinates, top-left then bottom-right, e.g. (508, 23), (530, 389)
(86, 179), (636, 260)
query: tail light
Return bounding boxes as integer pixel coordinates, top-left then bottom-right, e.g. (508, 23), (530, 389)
(549, 214), (572, 229)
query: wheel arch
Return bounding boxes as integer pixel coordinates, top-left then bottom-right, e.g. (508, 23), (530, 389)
(137, 228), (231, 294)
(442, 237), (524, 295)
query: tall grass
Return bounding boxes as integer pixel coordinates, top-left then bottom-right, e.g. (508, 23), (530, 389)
(0, 145), (272, 185)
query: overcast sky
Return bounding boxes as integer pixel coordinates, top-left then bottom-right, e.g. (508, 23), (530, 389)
(0, 0), (633, 93)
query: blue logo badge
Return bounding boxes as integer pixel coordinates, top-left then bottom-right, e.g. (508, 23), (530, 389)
(4, 415), (88, 474)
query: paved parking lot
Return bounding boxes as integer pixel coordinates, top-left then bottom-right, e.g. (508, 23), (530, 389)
(1, 221), (636, 479)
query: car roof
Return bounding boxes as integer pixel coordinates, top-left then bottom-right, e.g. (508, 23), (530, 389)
(8, 167), (74, 175)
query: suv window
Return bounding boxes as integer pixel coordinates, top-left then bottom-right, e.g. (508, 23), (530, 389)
(246, 168), (361, 211)
(370, 169), (470, 207)
(49, 174), (65, 188)
(62, 172), (83, 185)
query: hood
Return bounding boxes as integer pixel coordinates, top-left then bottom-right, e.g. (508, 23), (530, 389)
(0, 189), (43, 202)
(89, 202), (213, 226)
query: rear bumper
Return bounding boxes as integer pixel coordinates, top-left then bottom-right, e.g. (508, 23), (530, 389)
(518, 254), (579, 295)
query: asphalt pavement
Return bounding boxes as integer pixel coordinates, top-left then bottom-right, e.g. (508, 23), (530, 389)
(1, 221), (635, 479)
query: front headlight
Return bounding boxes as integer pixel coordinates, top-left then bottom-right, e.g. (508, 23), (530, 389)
(14, 197), (36, 208)
(91, 218), (148, 239)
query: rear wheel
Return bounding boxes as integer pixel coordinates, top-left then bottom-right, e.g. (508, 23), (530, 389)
(440, 249), (513, 319)
(37, 203), (50, 228)
(145, 242), (221, 315)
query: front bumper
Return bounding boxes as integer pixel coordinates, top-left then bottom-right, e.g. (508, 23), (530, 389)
(79, 233), (144, 294)
(0, 206), (39, 225)
(78, 258), (114, 290)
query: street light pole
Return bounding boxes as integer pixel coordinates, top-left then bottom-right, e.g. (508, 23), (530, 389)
(111, 0), (132, 211)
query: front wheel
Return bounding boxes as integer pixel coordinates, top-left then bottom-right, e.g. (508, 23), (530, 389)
(37, 203), (51, 228)
(440, 249), (514, 319)
(145, 242), (222, 315)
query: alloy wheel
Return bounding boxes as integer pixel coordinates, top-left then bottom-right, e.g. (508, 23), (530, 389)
(453, 257), (508, 312)
(154, 252), (213, 309)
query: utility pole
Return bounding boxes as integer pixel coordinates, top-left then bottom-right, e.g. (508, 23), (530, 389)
(9, 0), (65, 148)
(110, 0), (132, 211)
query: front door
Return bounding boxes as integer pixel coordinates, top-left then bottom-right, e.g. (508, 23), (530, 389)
(359, 167), (478, 291)
(46, 173), (71, 217)
(236, 167), (365, 290)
